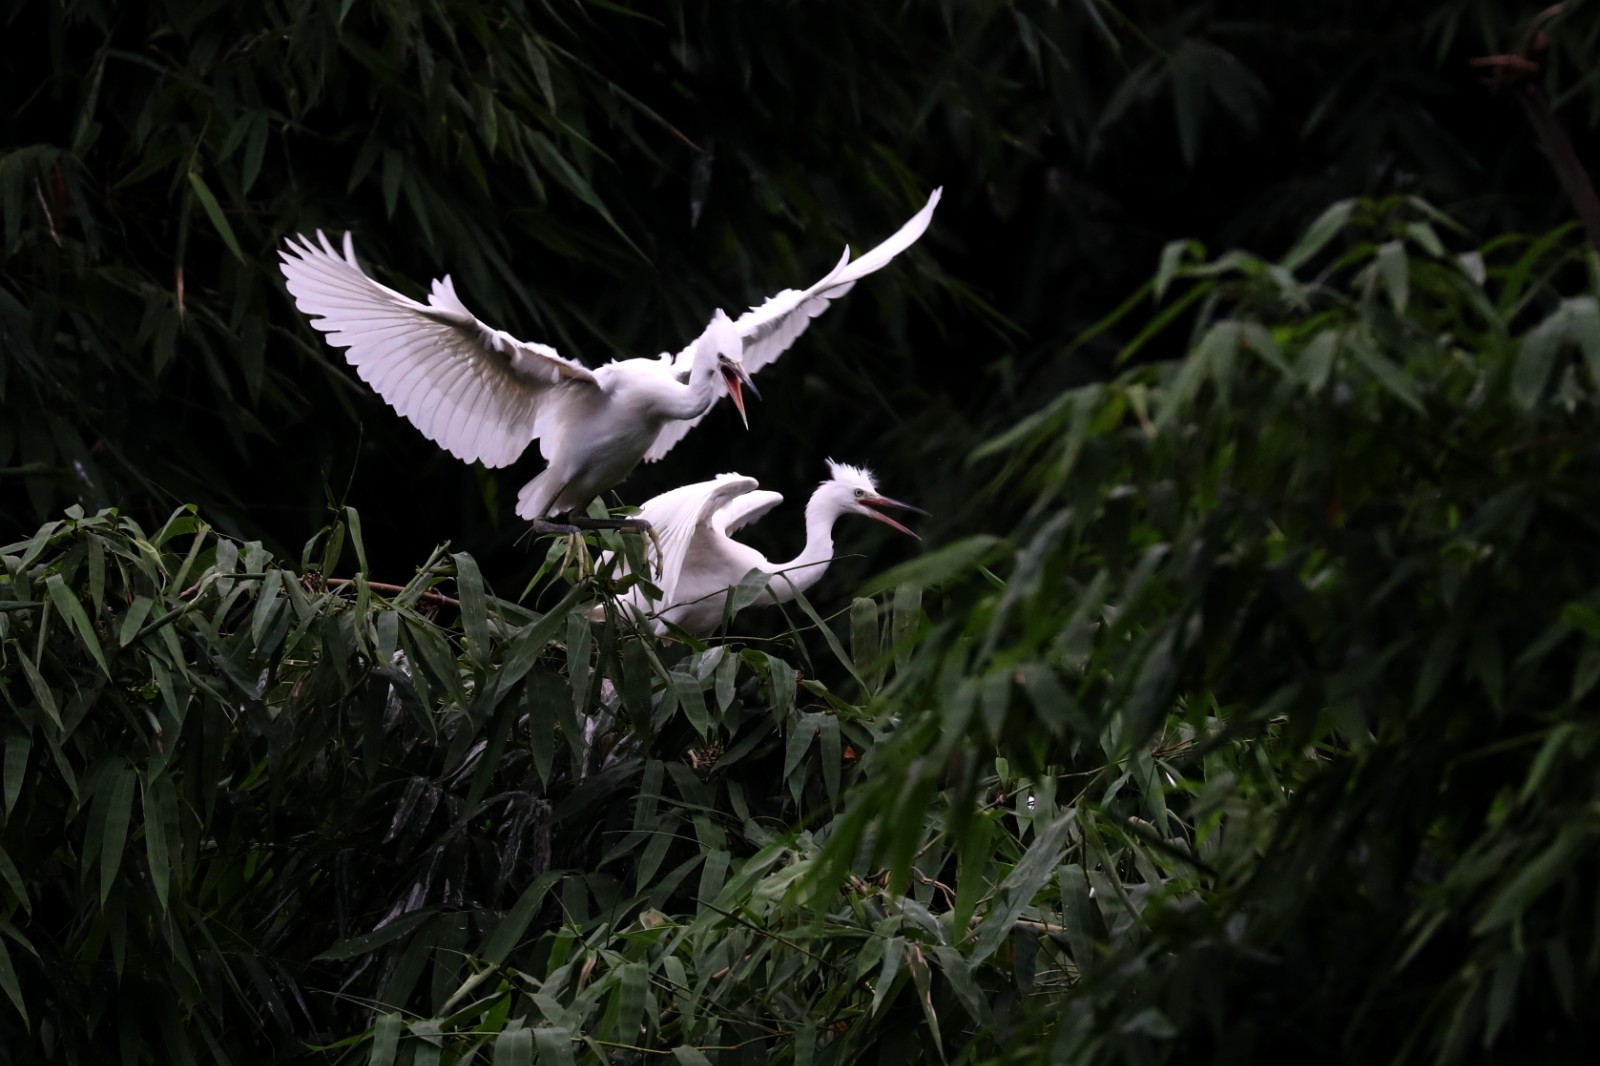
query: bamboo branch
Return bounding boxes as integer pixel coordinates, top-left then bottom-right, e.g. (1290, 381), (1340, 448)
(324, 577), (461, 609)
(1472, 4), (1600, 253)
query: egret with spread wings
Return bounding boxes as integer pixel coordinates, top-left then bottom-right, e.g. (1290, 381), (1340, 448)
(278, 188), (941, 533)
(603, 461), (925, 635)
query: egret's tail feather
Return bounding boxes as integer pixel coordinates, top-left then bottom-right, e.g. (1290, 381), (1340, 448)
(516, 470), (563, 521)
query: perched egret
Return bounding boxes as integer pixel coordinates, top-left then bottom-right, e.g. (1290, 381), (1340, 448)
(277, 188), (941, 532)
(601, 461), (926, 635)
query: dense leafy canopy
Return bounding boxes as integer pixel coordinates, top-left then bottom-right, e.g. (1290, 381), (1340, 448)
(5, 1), (1600, 1064)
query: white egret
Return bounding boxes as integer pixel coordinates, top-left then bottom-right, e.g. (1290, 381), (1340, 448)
(277, 188), (941, 533)
(601, 461), (925, 635)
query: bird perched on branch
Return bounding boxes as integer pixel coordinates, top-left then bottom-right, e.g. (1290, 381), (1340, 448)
(278, 188), (942, 533)
(599, 461), (925, 635)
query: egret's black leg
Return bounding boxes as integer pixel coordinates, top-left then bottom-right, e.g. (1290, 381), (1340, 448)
(531, 514), (583, 535)
(531, 513), (653, 535)
(564, 515), (654, 534)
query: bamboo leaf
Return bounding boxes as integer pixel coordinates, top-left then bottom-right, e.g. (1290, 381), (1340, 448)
(480, 871), (562, 966)
(452, 553), (493, 664)
(871, 937), (905, 1016)
(493, 1021), (532, 1066)
(532, 1027), (575, 1066)
(369, 1012), (402, 1066)
(1375, 240), (1409, 312)
(670, 670), (709, 736)
(1513, 307), (1567, 410)
(0, 936), (25, 1029)
(0, 845), (27, 915)
(527, 132), (643, 258)
(314, 911), (433, 962)
(861, 536), (1004, 595)
(187, 171), (245, 264)
(98, 762), (136, 905)
(142, 772), (172, 912)
(3, 730), (29, 816)
(1346, 331), (1424, 413)
(970, 812), (1076, 963)
(1474, 827), (1589, 933)
(786, 584), (865, 691)
(1568, 296), (1600, 385)
(1281, 199), (1354, 270)
(618, 962), (646, 1040)
(850, 597), (881, 685)
(46, 574), (109, 677)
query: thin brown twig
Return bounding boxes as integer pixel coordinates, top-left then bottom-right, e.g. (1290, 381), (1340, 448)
(908, 866), (957, 910)
(325, 577), (461, 609)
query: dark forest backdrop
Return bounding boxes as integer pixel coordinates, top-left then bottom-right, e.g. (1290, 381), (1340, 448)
(4, 1), (1600, 1063)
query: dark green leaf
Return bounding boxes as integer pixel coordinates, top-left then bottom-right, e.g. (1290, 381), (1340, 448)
(1513, 308), (1566, 410)
(187, 171), (244, 264)
(46, 574), (109, 677)
(0, 936), (25, 1028)
(369, 1012), (402, 1066)
(98, 763), (135, 905)
(480, 871), (561, 966)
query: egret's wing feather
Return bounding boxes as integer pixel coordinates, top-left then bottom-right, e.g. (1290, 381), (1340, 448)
(279, 231), (596, 468)
(636, 473), (759, 605)
(735, 186), (941, 375)
(712, 489), (784, 538)
(641, 188), (940, 463)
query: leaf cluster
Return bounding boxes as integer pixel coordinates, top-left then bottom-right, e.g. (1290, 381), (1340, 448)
(836, 200), (1600, 1061)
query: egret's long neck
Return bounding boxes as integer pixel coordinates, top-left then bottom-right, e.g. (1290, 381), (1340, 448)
(765, 492), (842, 603)
(664, 335), (725, 420)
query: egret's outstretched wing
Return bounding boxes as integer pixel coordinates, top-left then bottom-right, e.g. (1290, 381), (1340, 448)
(735, 186), (942, 375)
(636, 473), (759, 605)
(280, 231), (597, 468)
(642, 187), (941, 462)
(712, 489), (784, 538)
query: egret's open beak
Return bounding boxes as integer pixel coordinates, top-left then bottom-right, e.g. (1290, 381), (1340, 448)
(860, 494), (929, 539)
(720, 362), (760, 429)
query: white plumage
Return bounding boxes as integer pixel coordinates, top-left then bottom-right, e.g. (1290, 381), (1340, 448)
(278, 188), (941, 527)
(601, 461), (925, 635)
(643, 187), (942, 461)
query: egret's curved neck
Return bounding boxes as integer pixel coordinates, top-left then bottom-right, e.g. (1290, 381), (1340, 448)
(765, 491), (842, 603)
(665, 340), (724, 420)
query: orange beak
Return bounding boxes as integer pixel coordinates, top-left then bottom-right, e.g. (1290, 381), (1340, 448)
(720, 362), (760, 429)
(859, 494), (928, 539)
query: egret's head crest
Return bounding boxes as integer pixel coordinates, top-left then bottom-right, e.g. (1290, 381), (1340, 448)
(824, 458), (878, 492)
(704, 309), (743, 362)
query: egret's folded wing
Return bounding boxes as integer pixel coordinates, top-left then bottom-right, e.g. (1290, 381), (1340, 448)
(712, 489), (784, 538)
(280, 231), (597, 468)
(642, 188), (941, 463)
(636, 473), (759, 605)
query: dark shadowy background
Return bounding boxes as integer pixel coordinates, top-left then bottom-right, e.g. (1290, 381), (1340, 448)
(3, 0), (1595, 589)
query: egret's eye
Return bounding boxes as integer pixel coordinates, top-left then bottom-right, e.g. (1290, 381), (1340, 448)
(854, 488), (866, 499)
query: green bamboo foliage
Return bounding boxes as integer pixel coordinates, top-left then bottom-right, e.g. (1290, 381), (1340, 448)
(829, 202), (1600, 1061)
(8, 1), (1600, 1062)
(7, 201), (1600, 1063)
(0, 501), (984, 1062)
